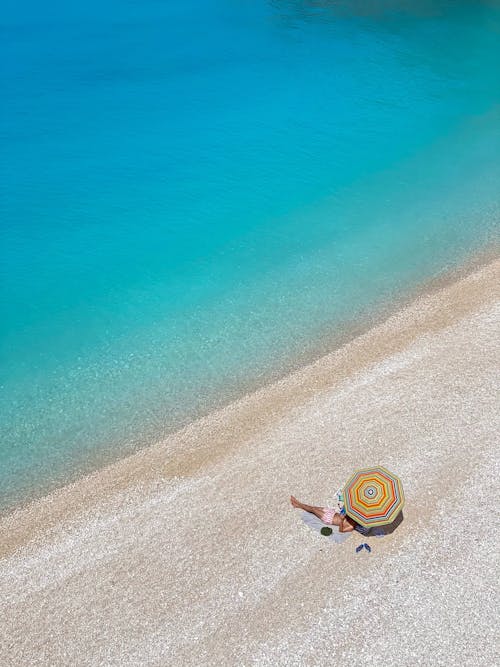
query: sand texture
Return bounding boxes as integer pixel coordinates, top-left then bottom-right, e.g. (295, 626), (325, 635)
(1, 257), (499, 666)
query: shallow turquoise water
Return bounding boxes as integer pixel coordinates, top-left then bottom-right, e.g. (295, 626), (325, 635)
(1, 0), (499, 509)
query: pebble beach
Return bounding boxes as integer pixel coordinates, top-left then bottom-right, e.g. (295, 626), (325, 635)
(1, 255), (499, 666)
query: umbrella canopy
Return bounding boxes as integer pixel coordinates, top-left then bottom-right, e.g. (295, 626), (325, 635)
(343, 466), (404, 528)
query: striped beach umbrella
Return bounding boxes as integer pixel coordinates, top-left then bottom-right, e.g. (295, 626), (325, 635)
(343, 467), (404, 528)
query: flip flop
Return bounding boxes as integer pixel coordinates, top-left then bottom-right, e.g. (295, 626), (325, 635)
(355, 544), (364, 553)
(364, 543), (372, 553)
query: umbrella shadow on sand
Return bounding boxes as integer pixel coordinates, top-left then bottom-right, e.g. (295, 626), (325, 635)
(364, 510), (404, 537)
(373, 511), (404, 535)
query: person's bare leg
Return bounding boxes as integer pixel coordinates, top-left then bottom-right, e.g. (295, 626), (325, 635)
(290, 496), (322, 513)
(290, 496), (340, 524)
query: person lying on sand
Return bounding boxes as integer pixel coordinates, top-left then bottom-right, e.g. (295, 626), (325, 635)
(290, 495), (369, 535)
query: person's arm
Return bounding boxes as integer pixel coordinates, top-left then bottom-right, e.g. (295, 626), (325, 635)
(338, 517), (355, 532)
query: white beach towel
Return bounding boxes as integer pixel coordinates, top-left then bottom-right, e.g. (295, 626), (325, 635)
(301, 511), (351, 544)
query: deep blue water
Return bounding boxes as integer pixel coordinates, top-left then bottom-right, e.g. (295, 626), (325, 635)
(1, 0), (499, 510)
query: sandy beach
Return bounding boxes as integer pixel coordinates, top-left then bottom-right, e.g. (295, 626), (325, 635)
(1, 255), (499, 666)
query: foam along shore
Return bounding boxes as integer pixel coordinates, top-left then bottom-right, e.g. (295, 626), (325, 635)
(1, 255), (499, 666)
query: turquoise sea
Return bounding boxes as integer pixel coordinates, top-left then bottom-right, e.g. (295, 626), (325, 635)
(1, 0), (499, 510)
